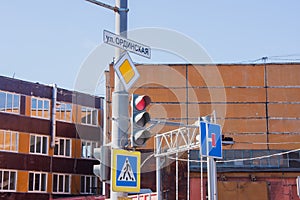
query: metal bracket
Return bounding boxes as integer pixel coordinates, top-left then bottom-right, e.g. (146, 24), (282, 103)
(85, 0), (129, 13)
(118, 8), (129, 12)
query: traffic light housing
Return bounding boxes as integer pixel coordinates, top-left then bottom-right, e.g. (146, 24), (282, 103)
(131, 94), (151, 147)
(93, 145), (111, 181)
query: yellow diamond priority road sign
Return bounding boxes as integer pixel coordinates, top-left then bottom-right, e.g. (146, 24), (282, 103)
(114, 52), (140, 91)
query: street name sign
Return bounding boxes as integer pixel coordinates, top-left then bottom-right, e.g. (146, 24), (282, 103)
(200, 121), (222, 159)
(104, 30), (151, 59)
(112, 149), (141, 192)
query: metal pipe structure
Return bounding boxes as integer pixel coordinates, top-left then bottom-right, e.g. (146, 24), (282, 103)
(200, 154), (204, 200)
(50, 84), (57, 148)
(155, 125), (198, 200)
(156, 136), (162, 200)
(187, 135), (190, 200)
(207, 158), (217, 200)
(207, 111), (218, 200)
(176, 152), (179, 200)
(102, 99), (107, 196)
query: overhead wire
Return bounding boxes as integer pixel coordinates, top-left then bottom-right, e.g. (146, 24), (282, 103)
(234, 141), (300, 145)
(217, 148), (300, 163)
(141, 153), (155, 168)
(166, 148), (300, 164)
(229, 54), (300, 64)
(268, 54), (300, 58)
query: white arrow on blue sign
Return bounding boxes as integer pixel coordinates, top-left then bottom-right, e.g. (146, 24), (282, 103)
(200, 121), (222, 159)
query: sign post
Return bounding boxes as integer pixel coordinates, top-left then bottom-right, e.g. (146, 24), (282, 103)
(200, 114), (222, 200)
(110, 1), (129, 199)
(86, 1), (151, 199)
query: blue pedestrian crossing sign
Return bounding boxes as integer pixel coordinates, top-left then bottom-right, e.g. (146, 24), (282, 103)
(112, 149), (141, 192)
(200, 121), (222, 159)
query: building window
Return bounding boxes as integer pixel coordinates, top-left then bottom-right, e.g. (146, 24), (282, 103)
(28, 172), (47, 192)
(81, 107), (98, 126)
(52, 174), (70, 194)
(56, 102), (72, 122)
(30, 135), (48, 155)
(31, 97), (50, 119)
(80, 175), (98, 194)
(0, 91), (20, 114)
(81, 140), (98, 159)
(0, 170), (17, 192)
(54, 138), (71, 157)
(0, 130), (18, 152)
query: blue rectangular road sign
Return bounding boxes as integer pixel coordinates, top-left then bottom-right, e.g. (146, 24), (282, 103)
(112, 149), (141, 192)
(200, 121), (222, 159)
(200, 121), (207, 156)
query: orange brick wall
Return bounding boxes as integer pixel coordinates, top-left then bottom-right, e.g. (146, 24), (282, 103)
(106, 63), (300, 150)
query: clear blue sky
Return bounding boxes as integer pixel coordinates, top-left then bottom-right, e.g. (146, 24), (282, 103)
(1, 0), (300, 92)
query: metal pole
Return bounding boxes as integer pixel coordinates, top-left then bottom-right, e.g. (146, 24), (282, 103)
(156, 137), (162, 200)
(110, 0), (128, 199)
(176, 152), (179, 200)
(207, 111), (218, 200)
(212, 111), (218, 200)
(207, 157), (217, 200)
(198, 117), (204, 200)
(213, 159), (217, 200)
(187, 130), (190, 200)
(200, 155), (204, 200)
(187, 152), (190, 200)
(103, 99), (107, 196)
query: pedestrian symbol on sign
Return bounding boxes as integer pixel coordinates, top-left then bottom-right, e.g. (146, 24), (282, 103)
(118, 157), (136, 182)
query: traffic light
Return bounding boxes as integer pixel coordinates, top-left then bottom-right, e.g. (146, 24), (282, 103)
(93, 145), (111, 181)
(131, 94), (151, 147)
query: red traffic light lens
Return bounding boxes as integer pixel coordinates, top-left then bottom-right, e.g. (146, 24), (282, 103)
(134, 95), (151, 111)
(136, 98), (146, 111)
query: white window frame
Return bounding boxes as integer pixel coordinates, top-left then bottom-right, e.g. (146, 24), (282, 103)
(28, 172), (47, 193)
(0, 90), (20, 114)
(31, 97), (50, 119)
(0, 169), (17, 192)
(81, 106), (98, 126)
(54, 137), (72, 157)
(29, 134), (48, 155)
(52, 173), (71, 194)
(0, 130), (18, 152)
(56, 102), (72, 122)
(81, 140), (99, 159)
(80, 175), (98, 194)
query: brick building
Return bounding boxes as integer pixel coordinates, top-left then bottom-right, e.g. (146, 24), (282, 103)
(0, 75), (104, 199)
(105, 63), (300, 199)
